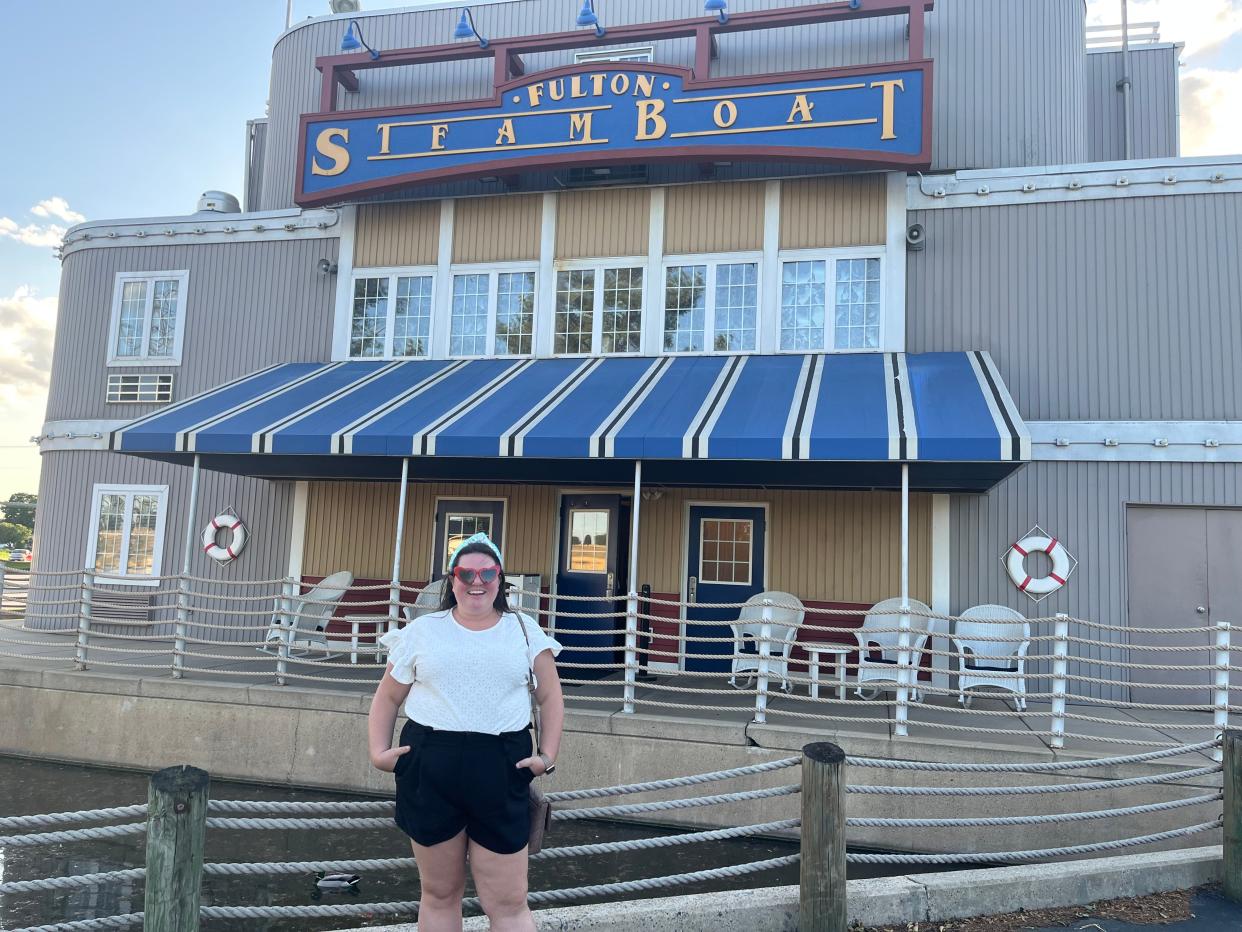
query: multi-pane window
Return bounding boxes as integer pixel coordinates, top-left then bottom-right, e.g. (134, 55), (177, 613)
(349, 273), (433, 358)
(109, 272), (188, 364)
(567, 510), (609, 573)
(780, 256), (882, 351)
(106, 373), (174, 404)
(664, 260), (758, 353)
(441, 513), (494, 575)
(699, 519), (753, 585)
(87, 486), (168, 582)
(450, 269), (537, 357)
(554, 265), (644, 355)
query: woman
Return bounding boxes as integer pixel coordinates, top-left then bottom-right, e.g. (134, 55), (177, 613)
(368, 532), (563, 932)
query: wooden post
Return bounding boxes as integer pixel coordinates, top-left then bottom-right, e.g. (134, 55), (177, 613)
(801, 742), (847, 932)
(1225, 730), (1242, 903)
(145, 765), (210, 931)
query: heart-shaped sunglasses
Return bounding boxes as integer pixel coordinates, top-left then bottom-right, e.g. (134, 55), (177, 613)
(450, 565), (502, 585)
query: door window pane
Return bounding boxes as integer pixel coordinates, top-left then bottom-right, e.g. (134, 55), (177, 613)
(664, 265), (706, 352)
(834, 258), (881, 349)
(495, 271), (535, 355)
(350, 277), (389, 357)
(393, 275), (433, 357)
(450, 274), (490, 356)
(443, 513), (493, 574)
(567, 510), (609, 573)
(713, 262), (758, 351)
(780, 260), (826, 351)
(93, 494), (126, 574)
(602, 267), (643, 354)
(555, 270), (595, 355)
(699, 519), (753, 585)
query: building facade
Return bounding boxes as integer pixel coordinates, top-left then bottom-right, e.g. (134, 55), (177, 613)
(33, 0), (1241, 704)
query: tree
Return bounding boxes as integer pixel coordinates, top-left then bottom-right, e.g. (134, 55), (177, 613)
(0, 522), (32, 549)
(2, 493), (36, 530)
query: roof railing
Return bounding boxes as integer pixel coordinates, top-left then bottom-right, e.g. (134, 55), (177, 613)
(1085, 21), (1161, 50)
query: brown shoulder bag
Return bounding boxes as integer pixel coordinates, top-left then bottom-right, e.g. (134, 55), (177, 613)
(514, 612), (553, 855)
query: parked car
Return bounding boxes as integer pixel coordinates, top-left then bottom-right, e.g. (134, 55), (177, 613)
(7, 549), (31, 563)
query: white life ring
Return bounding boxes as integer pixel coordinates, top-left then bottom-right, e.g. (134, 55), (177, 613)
(1006, 535), (1069, 595)
(202, 513), (248, 564)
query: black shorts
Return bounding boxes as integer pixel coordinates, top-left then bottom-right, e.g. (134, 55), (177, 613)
(393, 720), (535, 855)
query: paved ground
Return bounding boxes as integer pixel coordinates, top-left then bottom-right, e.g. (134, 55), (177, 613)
(1028, 888), (1242, 931)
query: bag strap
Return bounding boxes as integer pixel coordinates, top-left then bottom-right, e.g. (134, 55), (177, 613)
(513, 612), (543, 753)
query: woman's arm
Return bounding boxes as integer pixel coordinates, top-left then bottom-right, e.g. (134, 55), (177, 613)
(520, 649), (564, 774)
(368, 664), (414, 772)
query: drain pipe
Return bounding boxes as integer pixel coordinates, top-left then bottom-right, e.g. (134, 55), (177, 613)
(1118, 0), (1133, 160)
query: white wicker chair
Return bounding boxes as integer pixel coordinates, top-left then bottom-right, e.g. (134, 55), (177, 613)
(952, 604), (1030, 710)
(853, 597), (935, 701)
(729, 591), (805, 693)
(259, 570), (354, 659)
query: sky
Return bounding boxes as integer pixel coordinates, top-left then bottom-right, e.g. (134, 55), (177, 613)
(1, 0), (1240, 502)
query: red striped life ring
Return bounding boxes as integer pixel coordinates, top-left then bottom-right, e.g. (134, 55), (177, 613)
(1005, 535), (1069, 595)
(202, 513), (248, 564)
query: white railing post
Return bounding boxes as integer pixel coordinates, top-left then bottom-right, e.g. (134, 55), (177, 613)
(1216, 621), (1232, 763)
(754, 601), (773, 725)
(76, 569), (94, 670)
(623, 592), (638, 714)
(275, 578), (294, 687)
(895, 609), (911, 737)
(172, 575), (189, 680)
(1051, 613), (1070, 749)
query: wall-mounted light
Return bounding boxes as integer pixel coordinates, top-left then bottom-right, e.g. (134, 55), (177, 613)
(453, 8), (489, 48)
(340, 20), (380, 60)
(317, 258), (339, 275)
(576, 0), (606, 38)
(704, 0), (728, 25)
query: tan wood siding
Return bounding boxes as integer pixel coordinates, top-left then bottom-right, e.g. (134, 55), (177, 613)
(303, 482), (557, 581)
(635, 488), (932, 604)
(354, 202), (441, 268)
(664, 182), (765, 255)
(452, 195), (542, 263)
(779, 175), (887, 249)
(555, 189), (650, 259)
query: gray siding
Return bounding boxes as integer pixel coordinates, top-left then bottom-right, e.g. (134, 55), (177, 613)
(906, 193), (1242, 421)
(47, 238), (339, 422)
(30, 450), (296, 642)
(1087, 46), (1180, 162)
(260, 0), (1088, 209)
(245, 119), (269, 212)
(950, 461), (1242, 701)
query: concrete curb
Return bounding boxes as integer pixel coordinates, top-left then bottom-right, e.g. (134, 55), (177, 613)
(335, 845), (1222, 931)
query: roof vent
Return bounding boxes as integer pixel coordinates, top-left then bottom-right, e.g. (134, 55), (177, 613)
(197, 191), (241, 214)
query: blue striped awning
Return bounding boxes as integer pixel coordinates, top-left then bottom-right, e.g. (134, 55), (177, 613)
(111, 352), (1028, 466)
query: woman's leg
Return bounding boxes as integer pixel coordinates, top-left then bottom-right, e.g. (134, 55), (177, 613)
(411, 830), (468, 932)
(468, 838), (535, 932)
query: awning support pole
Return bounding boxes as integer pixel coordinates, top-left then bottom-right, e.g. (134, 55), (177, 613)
(390, 458), (410, 632)
(623, 460), (642, 714)
(173, 454), (201, 680)
(895, 463), (911, 737)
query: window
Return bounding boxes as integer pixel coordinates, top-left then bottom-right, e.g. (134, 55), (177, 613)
(434, 498), (505, 577)
(86, 485), (168, 584)
(574, 47), (654, 63)
(699, 518), (753, 585)
(108, 271), (189, 365)
(554, 265), (644, 355)
(663, 259), (759, 353)
(450, 268), (537, 357)
(780, 255), (882, 351)
(107, 373), (174, 404)
(349, 271), (433, 358)
(567, 510), (609, 573)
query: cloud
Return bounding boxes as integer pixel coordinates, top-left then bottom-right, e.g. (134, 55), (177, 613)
(30, 197), (85, 225)
(0, 287), (57, 395)
(1181, 66), (1242, 155)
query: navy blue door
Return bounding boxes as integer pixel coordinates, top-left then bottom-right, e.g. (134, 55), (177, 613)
(555, 495), (624, 677)
(684, 505), (767, 673)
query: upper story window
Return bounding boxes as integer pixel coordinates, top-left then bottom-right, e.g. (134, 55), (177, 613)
(574, 47), (654, 63)
(108, 271), (189, 366)
(86, 484), (168, 585)
(554, 264), (644, 355)
(451, 267), (536, 357)
(779, 253), (883, 351)
(350, 270), (433, 358)
(663, 257), (759, 353)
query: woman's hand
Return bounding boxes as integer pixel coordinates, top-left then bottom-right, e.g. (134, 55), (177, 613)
(515, 755), (549, 776)
(371, 745), (410, 773)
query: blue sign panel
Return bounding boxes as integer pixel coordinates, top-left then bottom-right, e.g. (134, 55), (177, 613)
(296, 62), (930, 205)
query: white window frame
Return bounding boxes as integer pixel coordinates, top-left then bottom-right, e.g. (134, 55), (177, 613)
(775, 247), (886, 354)
(346, 266), (437, 359)
(551, 257), (648, 357)
(447, 262), (540, 358)
(107, 271), (189, 367)
(85, 484), (169, 586)
(696, 516), (756, 587)
(574, 46), (654, 63)
(660, 251), (764, 356)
